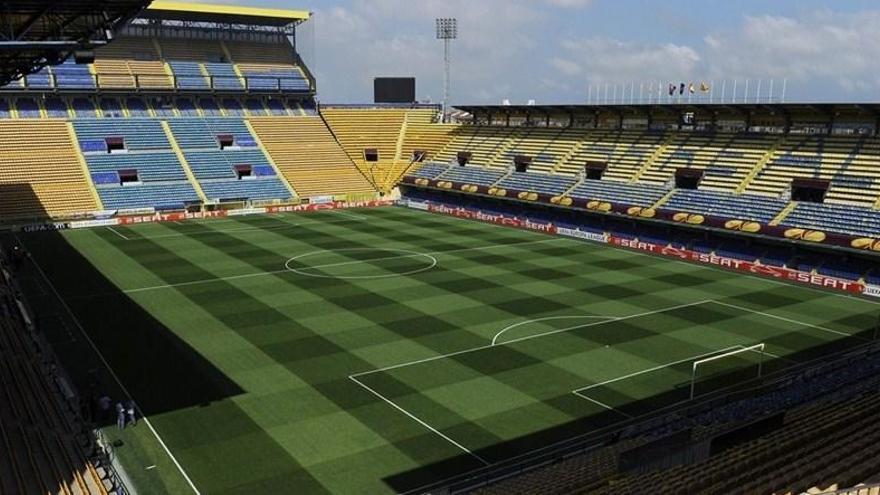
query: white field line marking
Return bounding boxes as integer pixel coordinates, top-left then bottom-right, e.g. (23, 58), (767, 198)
(325, 209), (369, 221)
(349, 300), (713, 463)
(394, 200), (880, 495)
(123, 237), (564, 294)
(572, 343), (780, 421)
(348, 375), (490, 465)
(410, 207), (880, 307)
(351, 300), (715, 379)
(286, 249), (438, 279)
(16, 235), (201, 494)
(491, 316), (615, 346)
(572, 345), (746, 394)
(710, 300), (857, 339)
(106, 226), (129, 240)
(575, 394), (634, 419)
(130, 222), (302, 240)
(123, 214), (366, 241)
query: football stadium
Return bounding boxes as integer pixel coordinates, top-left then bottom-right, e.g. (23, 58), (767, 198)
(1, 1), (880, 494)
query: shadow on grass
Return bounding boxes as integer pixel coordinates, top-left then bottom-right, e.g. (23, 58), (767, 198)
(11, 227), (244, 424)
(383, 311), (877, 493)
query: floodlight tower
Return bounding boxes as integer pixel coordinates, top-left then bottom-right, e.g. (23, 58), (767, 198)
(435, 18), (457, 122)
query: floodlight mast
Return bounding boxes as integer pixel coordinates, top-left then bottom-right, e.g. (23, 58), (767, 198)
(435, 18), (457, 122)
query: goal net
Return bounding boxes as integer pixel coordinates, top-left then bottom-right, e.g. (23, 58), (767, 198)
(690, 343), (767, 399)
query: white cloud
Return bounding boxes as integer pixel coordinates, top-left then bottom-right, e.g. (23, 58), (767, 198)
(543, 0), (593, 8)
(552, 37), (701, 83)
(703, 12), (880, 96)
(310, 0), (549, 103)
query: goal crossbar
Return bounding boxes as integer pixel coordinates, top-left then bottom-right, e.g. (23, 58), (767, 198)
(690, 343), (766, 399)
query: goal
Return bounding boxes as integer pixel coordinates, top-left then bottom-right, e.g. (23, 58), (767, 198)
(690, 343), (766, 399)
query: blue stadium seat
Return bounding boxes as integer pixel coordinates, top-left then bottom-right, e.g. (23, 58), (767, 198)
(569, 180), (666, 207)
(783, 202), (880, 238)
(438, 166), (505, 186)
(495, 171), (577, 194)
(664, 189), (787, 222)
(97, 182), (199, 210)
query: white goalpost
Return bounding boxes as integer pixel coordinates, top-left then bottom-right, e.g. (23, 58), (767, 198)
(690, 343), (766, 400)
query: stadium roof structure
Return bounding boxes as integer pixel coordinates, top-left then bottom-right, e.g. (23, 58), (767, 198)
(0, 0), (151, 86)
(141, 1), (310, 26)
(456, 102), (880, 120)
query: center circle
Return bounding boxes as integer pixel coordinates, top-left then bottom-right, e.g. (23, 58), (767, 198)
(284, 248), (438, 279)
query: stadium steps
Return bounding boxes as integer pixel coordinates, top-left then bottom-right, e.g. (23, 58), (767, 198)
(630, 132), (676, 182)
(66, 122), (104, 211)
(551, 132), (590, 173)
(650, 188), (678, 210)
(219, 40), (248, 87)
(383, 110), (446, 189)
(486, 128), (525, 168)
(399, 122), (457, 164)
(383, 111), (411, 191)
(431, 125), (479, 164)
(160, 120), (208, 202)
(322, 108), (434, 192)
(244, 120), (298, 198)
(735, 134), (785, 193)
(248, 116), (376, 197)
(770, 201), (798, 226)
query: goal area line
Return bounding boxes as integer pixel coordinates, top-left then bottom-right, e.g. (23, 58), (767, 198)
(350, 298), (837, 466)
(572, 342), (780, 417)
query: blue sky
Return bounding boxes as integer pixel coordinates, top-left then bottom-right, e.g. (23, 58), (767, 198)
(208, 0), (880, 104)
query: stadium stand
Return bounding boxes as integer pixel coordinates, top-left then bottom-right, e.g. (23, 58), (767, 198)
(663, 189), (789, 223)
(2, 0), (880, 493)
(467, 344), (880, 495)
(249, 116), (376, 197)
(0, 121), (98, 218)
(404, 108), (880, 242)
(73, 119), (202, 210)
(0, 0), (150, 87)
(0, 249), (114, 494)
(321, 106), (438, 190)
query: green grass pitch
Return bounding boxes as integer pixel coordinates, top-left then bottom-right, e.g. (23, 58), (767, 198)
(15, 206), (880, 494)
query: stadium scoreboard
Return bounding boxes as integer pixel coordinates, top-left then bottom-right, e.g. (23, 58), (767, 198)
(374, 77), (416, 104)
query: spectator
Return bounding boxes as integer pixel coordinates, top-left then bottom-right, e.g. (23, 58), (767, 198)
(115, 402), (125, 430)
(98, 395), (112, 421)
(125, 400), (137, 427)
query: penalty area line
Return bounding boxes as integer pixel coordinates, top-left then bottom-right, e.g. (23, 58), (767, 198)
(571, 392), (634, 419)
(348, 375), (490, 465)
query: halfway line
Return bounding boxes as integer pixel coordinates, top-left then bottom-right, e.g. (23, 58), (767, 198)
(123, 237), (566, 293)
